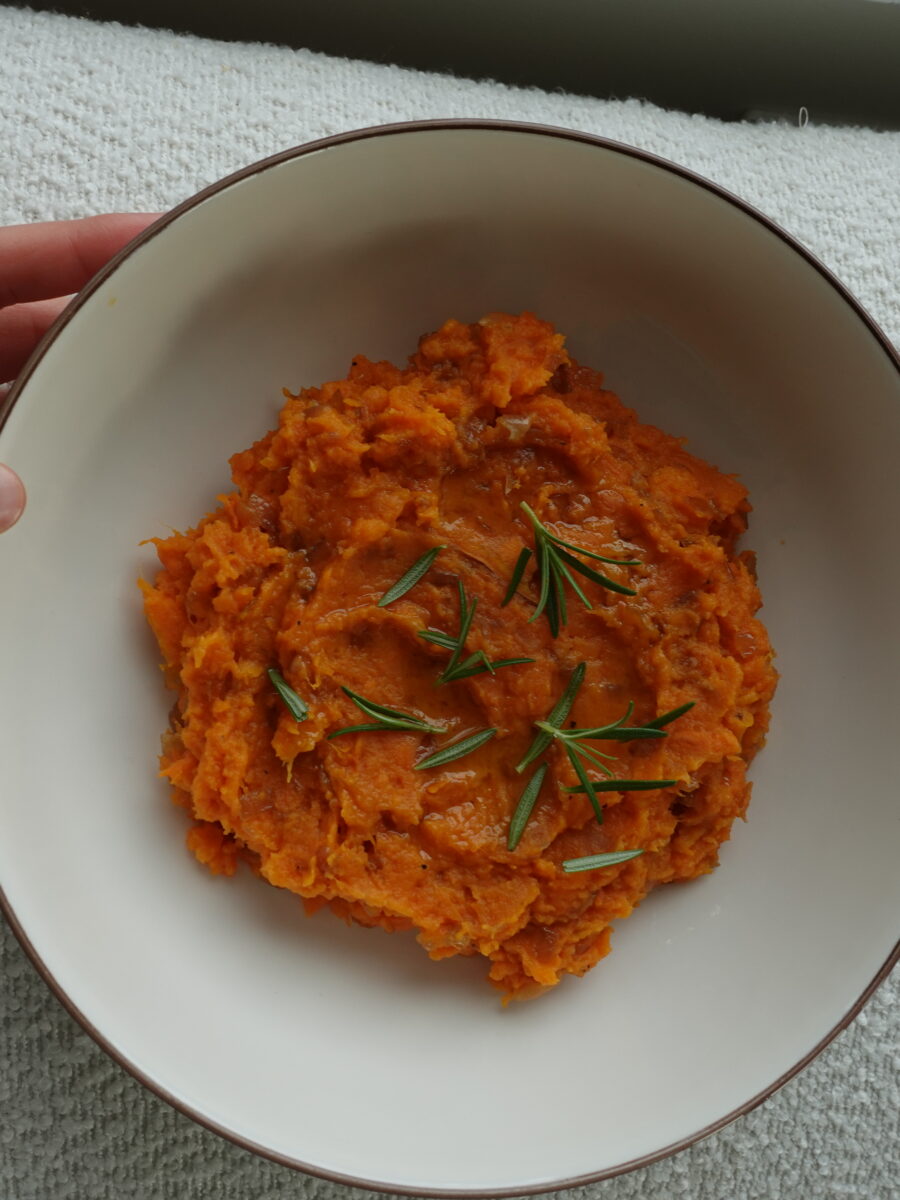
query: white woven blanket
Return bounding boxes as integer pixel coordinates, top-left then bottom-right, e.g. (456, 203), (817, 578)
(1, 6), (897, 1198)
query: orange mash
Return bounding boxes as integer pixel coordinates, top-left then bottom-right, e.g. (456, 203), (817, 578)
(141, 313), (776, 1000)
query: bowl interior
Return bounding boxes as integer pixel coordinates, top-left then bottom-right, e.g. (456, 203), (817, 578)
(1, 126), (898, 1194)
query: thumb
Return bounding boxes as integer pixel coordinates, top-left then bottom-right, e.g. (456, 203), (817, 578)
(0, 463), (26, 532)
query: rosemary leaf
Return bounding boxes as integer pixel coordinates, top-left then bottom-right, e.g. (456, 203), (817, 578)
(646, 700), (696, 729)
(555, 546), (637, 597)
(551, 549), (569, 627)
(267, 667), (309, 722)
(335, 686), (447, 734)
(551, 535), (641, 567)
(576, 725), (666, 742)
(418, 630), (459, 649)
(565, 778), (677, 793)
(567, 739), (616, 776)
(488, 656), (535, 671)
(552, 546), (592, 609)
(377, 546), (444, 607)
(451, 651), (491, 677)
(507, 763), (549, 851)
(327, 723), (389, 739)
(566, 744), (604, 823)
(530, 538), (553, 628)
(415, 728), (497, 770)
(439, 655), (534, 683)
(500, 546), (533, 606)
(439, 580), (477, 682)
(545, 580), (561, 638)
(561, 849), (645, 873)
(339, 687), (421, 723)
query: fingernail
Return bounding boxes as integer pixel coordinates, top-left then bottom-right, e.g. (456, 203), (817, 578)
(0, 463), (26, 532)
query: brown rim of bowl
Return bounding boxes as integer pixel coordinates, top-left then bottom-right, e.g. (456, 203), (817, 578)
(1, 119), (898, 1196)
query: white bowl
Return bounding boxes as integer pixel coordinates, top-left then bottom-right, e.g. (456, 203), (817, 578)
(1, 122), (898, 1195)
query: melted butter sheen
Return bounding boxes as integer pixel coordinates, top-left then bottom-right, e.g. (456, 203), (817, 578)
(142, 313), (777, 1001)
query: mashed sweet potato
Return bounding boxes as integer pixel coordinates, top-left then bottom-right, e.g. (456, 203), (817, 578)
(141, 313), (776, 1000)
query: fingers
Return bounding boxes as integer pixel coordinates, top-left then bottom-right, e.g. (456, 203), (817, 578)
(0, 296), (71, 384)
(0, 463), (26, 533)
(0, 212), (163, 533)
(0, 213), (160, 309)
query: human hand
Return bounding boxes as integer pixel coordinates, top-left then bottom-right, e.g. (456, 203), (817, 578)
(0, 213), (159, 532)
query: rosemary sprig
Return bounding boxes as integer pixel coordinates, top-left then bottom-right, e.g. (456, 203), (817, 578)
(415, 727), (497, 770)
(515, 661), (586, 773)
(267, 667), (309, 722)
(510, 665), (692, 841)
(377, 546), (444, 607)
(562, 849), (644, 874)
(533, 703), (673, 820)
(519, 501), (640, 635)
(507, 763), (549, 851)
(419, 579), (533, 684)
(328, 686), (448, 739)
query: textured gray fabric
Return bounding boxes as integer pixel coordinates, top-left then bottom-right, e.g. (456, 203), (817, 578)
(2, 929), (898, 1198)
(1, 7), (898, 1198)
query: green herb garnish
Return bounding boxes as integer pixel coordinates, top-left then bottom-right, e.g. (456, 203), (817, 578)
(507, 763), (549, 851)
(534, 703), (672, 821)
(328, 687), (448, 739)
(377, 546), (444, 607)
(417, 630), (458, 650)
(520, 502), (640, 636)
(511, 664), (692, 841)
(267, 667), (309, 722)
(500, 546), (533, 606)
(646, 701), (696, 729)
(515, 661), (586, 773)
(561, 849), (645, 874)
(419, 579), (534, 684)
(538, 702), (670, 746)
(415, 727), (497, 770)
(565, 778), (677, 794)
